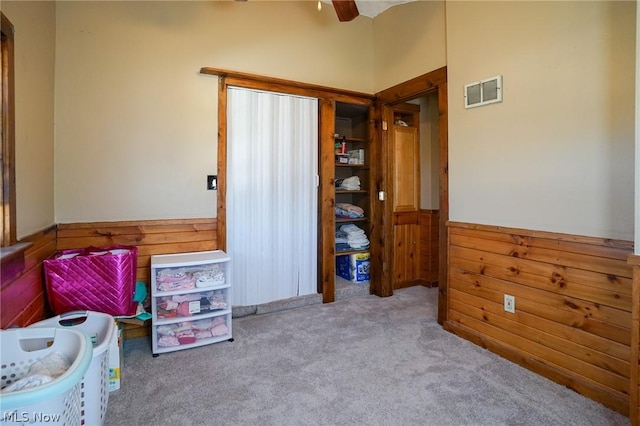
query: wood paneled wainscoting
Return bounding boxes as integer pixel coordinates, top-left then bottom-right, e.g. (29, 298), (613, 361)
(0, 226), (57, 328)
(393, 209), (439, 289)
(419, 210), (439, 286)
(446, 222), (633, 416)
(57, 218), (218, 338)
(628, 255), (640, 425)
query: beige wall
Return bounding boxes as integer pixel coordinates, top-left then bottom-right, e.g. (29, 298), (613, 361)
(447, 1), (636, 240)
(373, 0), (446, 92)
(374, 0), (446, 209)
(54, 1), (373, 223)
(6, 0), (636, 242)
(2, 2), (56, 239)
(419, 92), (440, 210)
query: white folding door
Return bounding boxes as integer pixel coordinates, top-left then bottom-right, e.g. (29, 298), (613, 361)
(227, 87), (318, 306)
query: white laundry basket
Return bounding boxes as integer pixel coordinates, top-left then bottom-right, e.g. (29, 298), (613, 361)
(0, 327), (92, 426)
(29, 311), (115, 426)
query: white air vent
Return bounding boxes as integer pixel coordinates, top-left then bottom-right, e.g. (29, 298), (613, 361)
(464, 75), (503, 109)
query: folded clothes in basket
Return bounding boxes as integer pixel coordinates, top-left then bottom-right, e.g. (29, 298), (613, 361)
(1, 374), (52, 392)
(1, 351), (71, 393)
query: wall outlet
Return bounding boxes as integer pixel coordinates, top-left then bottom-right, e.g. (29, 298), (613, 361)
(504, 294), (515, 313)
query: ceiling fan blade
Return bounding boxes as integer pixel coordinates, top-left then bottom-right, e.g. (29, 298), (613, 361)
(331, 0), (359, 22)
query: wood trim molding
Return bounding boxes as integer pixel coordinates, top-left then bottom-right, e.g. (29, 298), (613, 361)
(367, 103), (382, 297)
(0, 225), (55, 287)
(628, 254), (640, 266)
(370, 100), (389, 298)
(217, 77), (228, 251)
(449, 221), (635, 250)
(200, 67), (374, 103)
(1, 12), (16, 247)
(376, 66), (447, 104)
(374, 66), (449, 321)
(378, 104), (394, 297)
(1, 242), (32, 284)
(437, 81), (449, 325)
(57, 218), (213, 229)
(319, 99), (336, 302)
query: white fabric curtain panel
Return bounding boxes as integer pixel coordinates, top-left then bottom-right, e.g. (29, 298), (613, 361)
(227, 87), (318, 306)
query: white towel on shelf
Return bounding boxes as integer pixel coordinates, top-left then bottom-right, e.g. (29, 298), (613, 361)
(339, 224), (370, 249)
(340, 176), (360, 190)
(348, 239), (370, 249)
(339, 224), (362, 234)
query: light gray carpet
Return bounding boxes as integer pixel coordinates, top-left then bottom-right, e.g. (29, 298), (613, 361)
(105, 286), (628, 426)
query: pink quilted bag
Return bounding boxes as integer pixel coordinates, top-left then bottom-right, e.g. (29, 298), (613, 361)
(44, 245), (138, 316)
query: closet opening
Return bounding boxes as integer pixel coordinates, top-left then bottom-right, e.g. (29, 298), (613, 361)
(333, 102), (373, 300)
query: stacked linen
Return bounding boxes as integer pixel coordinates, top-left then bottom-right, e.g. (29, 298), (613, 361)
(339, 224), (370, 250)
(335, 203), (364, 219)
(335, 230), (350, 252)
(336, 176), (360, 190)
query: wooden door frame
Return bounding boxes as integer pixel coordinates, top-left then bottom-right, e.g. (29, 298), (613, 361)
(375, 66), (449, 324)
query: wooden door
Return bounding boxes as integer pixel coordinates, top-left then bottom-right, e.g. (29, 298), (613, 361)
(393, 126), (419, 212)
(393, 213), (420, 288)
(390, 106), (421, 289)
(366, 105), (384, 298)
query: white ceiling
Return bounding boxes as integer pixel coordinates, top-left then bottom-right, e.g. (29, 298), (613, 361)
(322, 0), (416, 19)
(355, 0), (415, 18)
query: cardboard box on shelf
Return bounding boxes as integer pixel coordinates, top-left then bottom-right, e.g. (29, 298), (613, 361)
(350, 252), (370, 284)
(336, 255), (351, 280)
(108, 321), (123, 392)
(336, 252), (370, 284)
(335, 153), (350, 164)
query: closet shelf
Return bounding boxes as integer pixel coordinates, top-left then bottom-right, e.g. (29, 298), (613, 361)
(334, 136), (366, 143)
(335, 163), (368, 169)
(335, 217), (368, 223)
(335, 248), (370, 256)
(336, 190), (369, 194)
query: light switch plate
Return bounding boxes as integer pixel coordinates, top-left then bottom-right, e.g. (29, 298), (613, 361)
(207, 175), (217, 190)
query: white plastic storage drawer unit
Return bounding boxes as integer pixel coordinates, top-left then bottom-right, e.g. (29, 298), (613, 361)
(150, 250), (232, 355)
